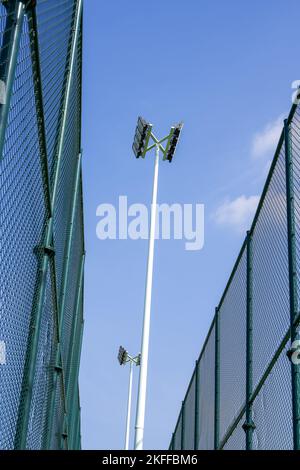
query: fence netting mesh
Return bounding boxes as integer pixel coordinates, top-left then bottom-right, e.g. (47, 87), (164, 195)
(0, 0), (83, 450)
(170, 101), (300, 450)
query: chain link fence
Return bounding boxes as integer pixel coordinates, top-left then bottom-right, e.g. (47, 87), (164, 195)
(170, 100), (300, 450)
(0, 0), (84, 450)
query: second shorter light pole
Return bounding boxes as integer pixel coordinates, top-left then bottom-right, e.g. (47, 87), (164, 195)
(125, 360), (133, 450)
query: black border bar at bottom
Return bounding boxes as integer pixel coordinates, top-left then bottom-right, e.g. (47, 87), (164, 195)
(0, 450), (299, 466)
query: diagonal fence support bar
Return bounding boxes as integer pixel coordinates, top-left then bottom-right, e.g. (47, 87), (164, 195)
(0, 0), (25, 160)
(26, 5), (63, 446)
(243, 231), (255, 449)
(14, 0), (83, 449)
(214, 308), (220, 450)
(26, 5), (51, 215)
(14, 216), (54, 449)
(284, 119), (300, 450)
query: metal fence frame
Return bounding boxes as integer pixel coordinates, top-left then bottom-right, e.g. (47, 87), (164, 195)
(170, 100), (300, 450)
(0, 0), (84, 450)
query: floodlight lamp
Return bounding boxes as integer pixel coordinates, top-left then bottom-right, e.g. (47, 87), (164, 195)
(164, 122), (183, 162)
(132, 116), (152, 158)
(136, 354), (141, 366)
(118, 346), (128, 365)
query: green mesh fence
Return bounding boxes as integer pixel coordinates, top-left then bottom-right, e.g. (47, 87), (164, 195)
(0, 0), (84, 450)
(170, 100), (300, 450)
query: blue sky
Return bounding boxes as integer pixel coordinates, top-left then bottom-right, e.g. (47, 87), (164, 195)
(80, 0), (300, 449)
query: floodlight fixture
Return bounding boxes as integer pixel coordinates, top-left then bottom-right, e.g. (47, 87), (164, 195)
(163, 122), (183, 162)
(132, 117), (152, 158)
(118, 346), (128, 366)
(132, 118), (184, 451)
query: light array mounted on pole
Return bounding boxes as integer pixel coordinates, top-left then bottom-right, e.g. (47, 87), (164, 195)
(118, 346), (128, 366)
(117, 346), (140, 450)
(132, 117), (152, 158)
(132, 117), (183, 450)
(132, 116), (183, 162)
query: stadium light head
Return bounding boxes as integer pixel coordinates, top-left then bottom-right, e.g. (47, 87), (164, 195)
(132, 116), (152, 158)
(164, 122), (183, 162)
(118, 346), (128, 366)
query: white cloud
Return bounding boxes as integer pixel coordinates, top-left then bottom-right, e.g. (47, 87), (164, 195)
(251, 115), (284, 159)
(213, 195), (260, 233)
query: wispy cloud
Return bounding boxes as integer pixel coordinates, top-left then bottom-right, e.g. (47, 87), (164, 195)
(251, 115), (284, 159)
(213, 114), (284, 234)
(213, 195), (260, 233)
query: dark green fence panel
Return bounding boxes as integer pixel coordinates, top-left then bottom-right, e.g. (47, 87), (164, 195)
(222, 414), (245, 450)
(219, 250), (247, 445)
(251, 146), (289, 391)
(173, 409), (182, 450)
(197, 324), (215, 450)
(0, 0), (84, 450)
(170, 101), (300, 450)
(252, 345), (293, 449)
(182, 372), (196, 450)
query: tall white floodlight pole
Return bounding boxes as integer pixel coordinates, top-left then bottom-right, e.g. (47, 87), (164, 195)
(134, 144), (159, 450)
(132, 117), (183, 450)
(118, 346), (140, 450)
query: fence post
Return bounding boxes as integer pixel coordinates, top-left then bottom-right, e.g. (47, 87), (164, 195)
(77, 405), (82, 450)
(68, 319), (84, 448)
(54, 250), (84, 450)
(243, 231), (255, 448)
(73, 409), (80, 450)
(181, 401), (185, 450)
(194, 360), (199, 450)
(45, 153), (83, 448)
(214, 307), (220, 450)
(0, 1), (25, 160)
(59, 153), (82, 337)
(64, 253), (84, 449)
(66, 254), (84, 398)
(284, 118), (300, 450)
(170, 433), (175, 450)
(14, 0), (83, 449)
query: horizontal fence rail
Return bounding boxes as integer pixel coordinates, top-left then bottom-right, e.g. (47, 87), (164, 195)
(170, 100), (300, 450)
(0, 0), (84, 450)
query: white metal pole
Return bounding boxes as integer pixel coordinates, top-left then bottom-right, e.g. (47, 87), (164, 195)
(125, 360), (133, 450)
(134, 144), (160, 450)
